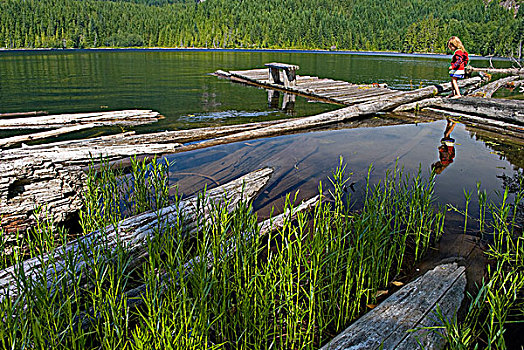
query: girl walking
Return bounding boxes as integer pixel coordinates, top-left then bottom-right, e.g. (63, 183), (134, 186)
(447, 36), (469, 98)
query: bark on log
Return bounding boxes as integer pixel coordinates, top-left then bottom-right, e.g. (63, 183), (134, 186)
(321, 263), (466, 350)
(0, 168), (273, 302)
(0, 110), (161, 129)
(469, 76), (519, 98)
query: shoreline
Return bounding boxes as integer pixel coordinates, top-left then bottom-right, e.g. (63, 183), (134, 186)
(0, 46), (505, 60)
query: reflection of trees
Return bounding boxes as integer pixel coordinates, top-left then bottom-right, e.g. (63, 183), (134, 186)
(497, 170), (524, 230)
(466, 127), (524, 170)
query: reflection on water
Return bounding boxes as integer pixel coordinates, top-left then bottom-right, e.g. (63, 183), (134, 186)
(267, 90), (296, 116)
(432, 119), (457, 175)
(164, 118), (523, 219)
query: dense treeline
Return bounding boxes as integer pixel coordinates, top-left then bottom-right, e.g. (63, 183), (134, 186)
(0, 0), (522, 56)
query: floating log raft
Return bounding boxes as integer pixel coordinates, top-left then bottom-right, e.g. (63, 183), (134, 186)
(216, 65), (396, 105)
(0, 168), (273, 302)
(0, 109), (161, 129)
(321, 263), (466, 350)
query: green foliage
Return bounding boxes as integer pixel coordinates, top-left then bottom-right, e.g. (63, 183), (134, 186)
(0, 0), (521, 56)
(0, 159), (445, 348)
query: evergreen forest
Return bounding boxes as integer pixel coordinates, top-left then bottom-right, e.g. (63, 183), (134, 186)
(0, 0), (522, 56)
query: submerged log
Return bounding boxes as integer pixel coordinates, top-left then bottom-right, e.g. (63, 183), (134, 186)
(321, 263), (466, 350)
(469, 75), (519, 98)
(0, 168), (273, 302)
(0, 110), (161, 129)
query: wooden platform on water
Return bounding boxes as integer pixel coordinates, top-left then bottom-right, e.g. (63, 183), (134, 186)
(216, 67), (401, 105)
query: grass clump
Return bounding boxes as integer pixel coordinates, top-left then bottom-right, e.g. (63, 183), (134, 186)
(0, 158), (445, 349)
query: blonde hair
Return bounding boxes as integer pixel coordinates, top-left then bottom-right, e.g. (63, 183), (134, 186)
(447, 36), (465, 51)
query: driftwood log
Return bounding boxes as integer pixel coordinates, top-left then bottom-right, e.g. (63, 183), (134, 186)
(0, 110), (161, 129)
(0, 168), (273, 302)
(0, 111), (48, 119)
(467, 66), (524, 76)
(469, 75), (519, 98)
(394, 96), (523, 125)
(429, 97), (524, 125)
(321, 263), (466, 350)
(0, 123), (101, 148)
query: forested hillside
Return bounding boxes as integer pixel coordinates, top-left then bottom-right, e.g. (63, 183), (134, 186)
(0, 0), (522, 56)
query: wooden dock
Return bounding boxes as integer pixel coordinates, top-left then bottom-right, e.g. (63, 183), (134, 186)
(216, 66), (401, 105)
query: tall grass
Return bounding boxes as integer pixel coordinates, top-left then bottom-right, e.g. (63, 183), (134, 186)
(433, 174), (524, 349)
(0, 158), (445, 349)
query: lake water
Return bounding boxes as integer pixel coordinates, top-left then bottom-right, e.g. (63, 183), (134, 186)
(1, 49), (522, 227)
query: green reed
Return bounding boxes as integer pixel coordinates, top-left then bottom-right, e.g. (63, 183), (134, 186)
(0, 158), (445, 349)
(433, 175), (524, 350)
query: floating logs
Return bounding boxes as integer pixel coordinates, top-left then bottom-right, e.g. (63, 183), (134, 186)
(0, 77), (483, 234)
(0, 110), (161, 129)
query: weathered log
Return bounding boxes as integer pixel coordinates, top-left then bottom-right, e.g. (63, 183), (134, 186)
(0, 159), (86, 236)
(430, 97), (524, 125)
(0, 110), (161, 129)
(392, 77), (484, 113)
(467, 66), (524, 76)
(0, 111), (48, 119)
(0, 123), (99, 148)
(0, 168), (273, 302)
(424, 107), (524, 135)
(321, 263), (466, 350)
(469, 75), (519, 98)
(3, 119), (285, 156)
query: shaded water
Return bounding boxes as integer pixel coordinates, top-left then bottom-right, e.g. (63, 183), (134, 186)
(0, 49), (522, 220)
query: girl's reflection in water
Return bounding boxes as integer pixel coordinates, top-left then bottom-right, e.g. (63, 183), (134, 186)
(432, 119), (457, 175)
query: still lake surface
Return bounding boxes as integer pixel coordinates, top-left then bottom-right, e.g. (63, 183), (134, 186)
(1, 49), (522, 227)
